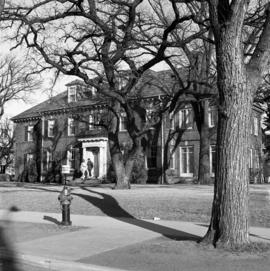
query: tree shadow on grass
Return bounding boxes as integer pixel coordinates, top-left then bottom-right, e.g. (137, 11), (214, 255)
(16, 185), (201, 242)
(73, 187), (201, 242)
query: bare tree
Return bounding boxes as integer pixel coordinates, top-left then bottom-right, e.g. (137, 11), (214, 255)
(1, 0), (205, 188)
(0, 56), (41, 119)
(0, 118), (13, 173)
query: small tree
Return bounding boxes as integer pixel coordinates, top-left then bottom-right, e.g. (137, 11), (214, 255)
(0, 118), (13, 173)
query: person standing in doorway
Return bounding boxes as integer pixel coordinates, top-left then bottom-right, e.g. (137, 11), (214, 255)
(80, 159), (88, 182)
(87, 158), (93, 178)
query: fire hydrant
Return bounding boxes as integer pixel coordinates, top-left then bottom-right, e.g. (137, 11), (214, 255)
(58, 186), (73, 226)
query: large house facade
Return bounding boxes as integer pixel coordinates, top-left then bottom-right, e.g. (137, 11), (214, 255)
(12, 72), (264, 184)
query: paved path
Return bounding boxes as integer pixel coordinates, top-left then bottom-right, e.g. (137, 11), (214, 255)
(1, 209), (270, 271)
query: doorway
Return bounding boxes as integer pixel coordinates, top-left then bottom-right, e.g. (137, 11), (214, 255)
(85, 147), (99, 178)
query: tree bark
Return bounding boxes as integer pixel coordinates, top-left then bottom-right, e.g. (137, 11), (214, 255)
(198, 100), (211, 184)
(202, 19), (252, 247)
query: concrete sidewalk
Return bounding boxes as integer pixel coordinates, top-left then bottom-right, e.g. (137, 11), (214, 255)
(1, 209), (270, 271)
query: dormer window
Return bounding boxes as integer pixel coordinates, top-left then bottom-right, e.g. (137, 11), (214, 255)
(68, 86), (77, 102)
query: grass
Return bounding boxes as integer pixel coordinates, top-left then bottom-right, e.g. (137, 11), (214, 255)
(1, 184), (270, 271)
(1, 184), (270, 227)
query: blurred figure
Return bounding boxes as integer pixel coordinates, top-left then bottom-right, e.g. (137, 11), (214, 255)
(0, 206), (20, 271)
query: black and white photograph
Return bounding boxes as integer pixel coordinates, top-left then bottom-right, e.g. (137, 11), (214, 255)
(0, 0), (270, 270)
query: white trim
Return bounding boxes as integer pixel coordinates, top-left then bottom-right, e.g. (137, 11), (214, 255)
(208, 107), (215, 128)
(209, 145), (216, 177)
(170, 148), (176, 169)
(81, 138), (108, 178)
(254, 117), (258, 136)
(169, 112), (175, 129)
(68, 117), (75, 136)
(47, 119), (55, 138)
(68, 86), (77, 103)
(179, 108), (193, 129)
(27, 125), (34, 142)
(120, 112), (127, 131)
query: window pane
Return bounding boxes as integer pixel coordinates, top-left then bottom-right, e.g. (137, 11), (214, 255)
(180, 146), (194, 176)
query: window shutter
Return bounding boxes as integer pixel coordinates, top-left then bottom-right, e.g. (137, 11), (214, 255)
(44, 120), (48, 138)
(53, 119), (57, 137)
(24, 153), (27, 166)
(42, 150), (47, 171)
(25, 126), (28, 141)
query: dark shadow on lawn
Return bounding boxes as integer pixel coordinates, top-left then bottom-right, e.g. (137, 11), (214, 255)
(18, 185), (201, 242)
(74, 187), (201, 242)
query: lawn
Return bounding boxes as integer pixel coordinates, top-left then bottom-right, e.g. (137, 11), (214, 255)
(0, 183), (270, 227)
(1, 183), (270, 271)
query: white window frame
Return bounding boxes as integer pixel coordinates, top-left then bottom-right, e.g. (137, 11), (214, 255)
(179, 146), (194, 177)
(170, 149), (176, 170)
(68, 117), (75, 136)
(208, 107), (216, 128)
(120, 112), (127, 131)
(169, 112), (175, 130)
(26, 153), (34, 162)
(209, 145), (216, 177)
(89, 114), (94, 130)
(179, 108), (193, 130)
(47, 119), (55, 138)
(254, 117), (258, 136)
(27, 125), (34, 142)
(68, 86), (77, 102)
(67, 148), (75, 169)
(46, 150), (52, 170)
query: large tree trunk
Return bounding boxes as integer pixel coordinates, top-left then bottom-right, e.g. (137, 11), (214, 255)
(198, 100), (211, 184)
(202, 22), (252, 247)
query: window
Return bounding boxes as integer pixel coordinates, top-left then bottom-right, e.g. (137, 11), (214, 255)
(89, 111), (102, 130)
(25, 153), (34, 164)
(249, 148), (253, 169)
(46, 151), (52, 170)
(25, 125), (34, 141)
(68, 86), (77, 102)
(180, 146), (194, 177)
(170, 149), (176, 170)
(208, 107), (216, 128)
(120, 112), (128, 131)
(179, 108), (193, 129)
(254, 149), (259, 169)
(209, 145), (216, 176)
(67, 148), (75, 169)
(48, 119), (55, 137)
(89, 114), (94, 130)
(254, 117), (258, 136)
(68, 117), (75, 136)
(147, 144), (157, 168)
(169, 112), (175, 129)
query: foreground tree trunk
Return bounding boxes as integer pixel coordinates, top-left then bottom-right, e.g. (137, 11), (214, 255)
(202, 1), (254, 247)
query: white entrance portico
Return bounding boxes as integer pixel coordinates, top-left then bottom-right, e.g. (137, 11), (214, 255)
(78, 137), (108, 179)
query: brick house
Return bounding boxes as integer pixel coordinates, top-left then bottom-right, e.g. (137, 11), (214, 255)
(11, 71), (264, 183)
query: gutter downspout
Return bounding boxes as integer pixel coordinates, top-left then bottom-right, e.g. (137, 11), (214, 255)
(40, 116), (44, 182)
